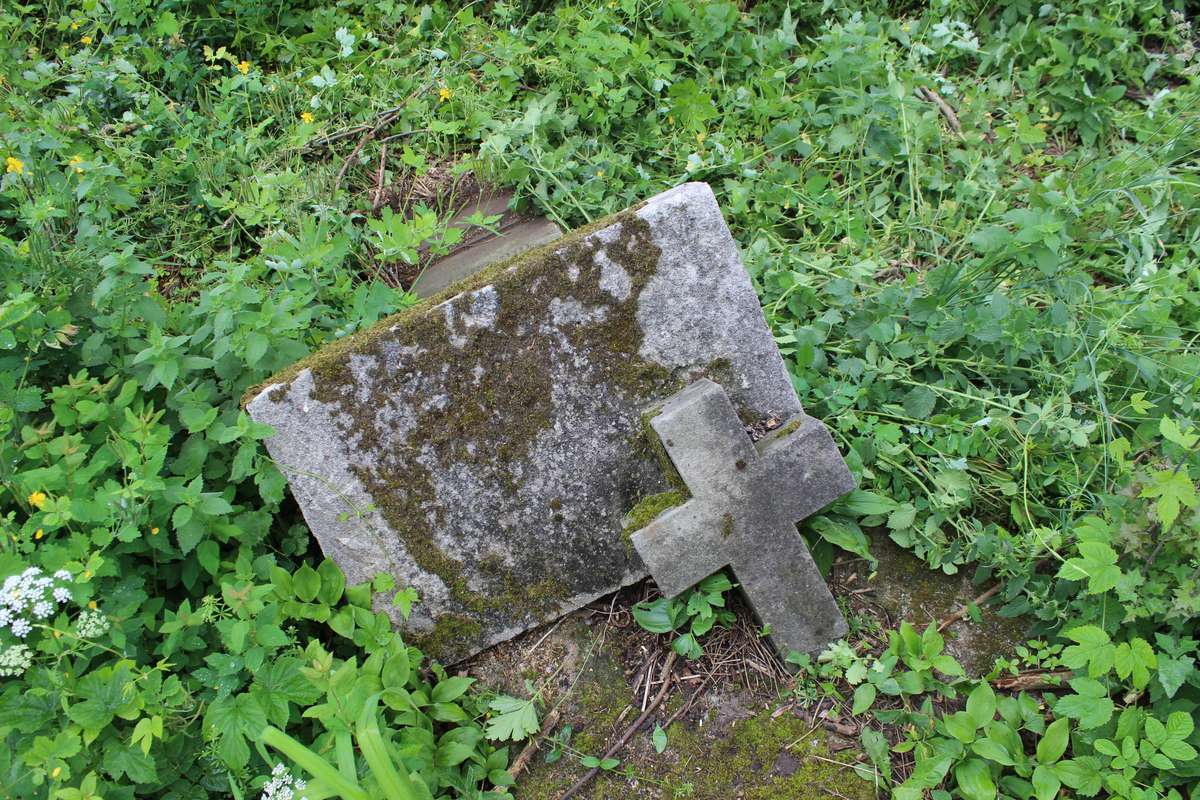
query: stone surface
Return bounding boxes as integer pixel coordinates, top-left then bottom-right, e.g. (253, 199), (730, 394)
(856, 532), (1029, 676)
(245, 182), (825, 662)
(630, 379), (854, 659)
(412, 189), (561, 298)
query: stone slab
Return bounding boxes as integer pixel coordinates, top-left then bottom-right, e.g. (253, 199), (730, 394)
(245, 182), (817, 662)
(630, 379), (854, 659)
(413, 215), (562, 298)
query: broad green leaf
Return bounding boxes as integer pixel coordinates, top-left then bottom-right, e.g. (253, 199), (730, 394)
(1053, 689), (1113, 730)
(1159, 417), (1198, 448)
(1159, 738), (1198, 762)
(1113, 638), (1155, 689)
(852, 683), (876, 715)
(953, 758), (997, 800)
(809, 517), (873, 563)
(1157, 654), (1194, 698)
(293, 564), (321, 603)
(632, 598), (677, 634)
(1036, 718), (1070, 765)
(1139, 468), (1198, 530)
(945, 711), (978, 744)
(431, 676), (474, 704)
(1031, 764), (1061, 800)
(965, 683), (997, 728)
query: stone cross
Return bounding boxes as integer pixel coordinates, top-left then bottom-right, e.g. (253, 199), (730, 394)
(630, 378), (855, 659)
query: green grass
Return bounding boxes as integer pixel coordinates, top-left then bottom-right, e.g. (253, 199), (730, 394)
(1, 0), (1198, 797)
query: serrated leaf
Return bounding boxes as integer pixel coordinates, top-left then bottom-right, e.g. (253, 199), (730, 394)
(1165, 710), (1194, 739)
(1053, 691), (1113, 730)
(1159, 417), (1199, 448)
(485, 695), (540, 742)
(1061, 625), (1114, 677)
(1055, 758), (1103, 796)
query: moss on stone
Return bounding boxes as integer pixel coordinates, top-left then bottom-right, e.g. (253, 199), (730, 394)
(721, 512), (735, 539)
(408, 614), (482, 656)
(520, 705), (875, 800)
(630, 406), (688, 494)
(777, 417), (804, 436)
(623, 490), (688, 533)
(653, 709), (875, 800)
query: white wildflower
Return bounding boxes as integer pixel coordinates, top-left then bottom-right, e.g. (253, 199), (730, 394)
(75, 609), (110, 639)
(53, 587), (71, 603)
(261, 764), (307, 800)
(11, 618), (32, 638)
(32, 600), (53, 619)
(0, 644), (33, 677)
(53, 570), (72, 581)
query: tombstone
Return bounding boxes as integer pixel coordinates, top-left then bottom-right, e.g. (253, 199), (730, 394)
(245, 182), (852, 663)
(629, 379), (854, 660)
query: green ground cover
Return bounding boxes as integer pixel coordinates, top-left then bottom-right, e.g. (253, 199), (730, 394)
(1, 0), (1197, 797)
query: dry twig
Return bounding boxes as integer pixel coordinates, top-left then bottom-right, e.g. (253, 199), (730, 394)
(371, 144), (388, 211)
(915, 86), (963, 135)
(557, 652), (678, 800)
(508, 709), (562, 781)
(936, 582), (1003, 632)
(991, 670), (1072, 692)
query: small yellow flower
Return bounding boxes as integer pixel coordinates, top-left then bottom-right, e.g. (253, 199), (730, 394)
(237, 60), (250, 75)
(596, 169), (605, 178)
(35, 529), (44, 540)
(151, 526), (159, 535)
(300, 111), (314, 123)
(28, 490), (47, 508)
(70, 22), (79, 30)
(88, 601), (98, 610)
(51, 766), (62, 779)
(53, 629), (62, 638)
(80, 35), (92, 45)
(83, 570), (92, 579)
(438, 86), (453, 103)
(68, 154), (84, 173)
(5, 156), (24, 175)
